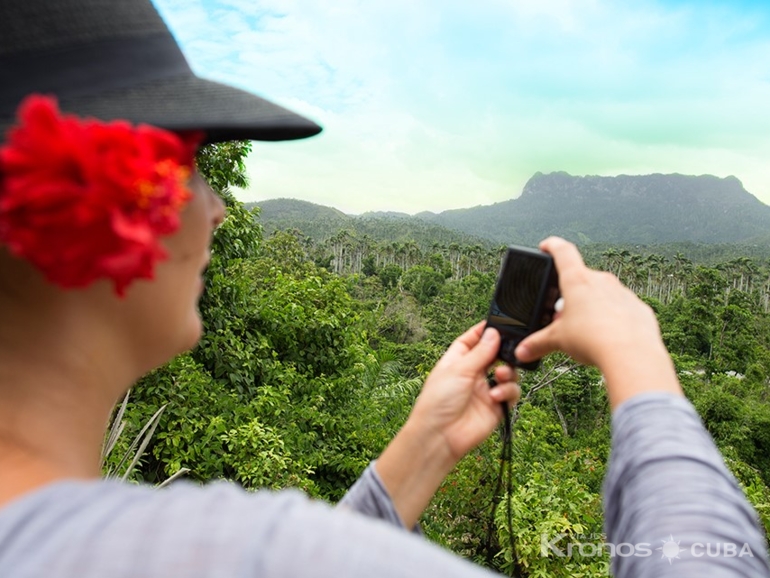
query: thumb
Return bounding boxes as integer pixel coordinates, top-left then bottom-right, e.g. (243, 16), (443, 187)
(515, 323), (559, 363)
(461, 327), (501, 372)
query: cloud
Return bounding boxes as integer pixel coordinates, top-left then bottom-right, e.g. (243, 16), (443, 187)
(153, 0), (770, 211)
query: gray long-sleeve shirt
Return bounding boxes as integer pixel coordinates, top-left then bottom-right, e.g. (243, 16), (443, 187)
(0, 393), (767, 577)
(603, 393), (769, 576)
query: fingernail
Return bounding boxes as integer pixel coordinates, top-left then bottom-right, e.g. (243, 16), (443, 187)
(482, 328), (496, 342)
(515, 344), (528, 358)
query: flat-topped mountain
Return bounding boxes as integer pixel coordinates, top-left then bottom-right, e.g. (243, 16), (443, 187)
(417, 172), (770, 244)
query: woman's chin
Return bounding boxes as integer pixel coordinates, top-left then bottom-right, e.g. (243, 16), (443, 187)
(183, 313), (205, 352)
(168, 312), (204, 360)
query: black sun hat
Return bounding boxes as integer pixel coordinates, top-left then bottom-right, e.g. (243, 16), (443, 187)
(0, 0), (322, 143)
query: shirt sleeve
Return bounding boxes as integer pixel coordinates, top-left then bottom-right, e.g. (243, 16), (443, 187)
(337, 460), (422, 534)
(603, 392), (770, 577)
(3, 476), (497, 578)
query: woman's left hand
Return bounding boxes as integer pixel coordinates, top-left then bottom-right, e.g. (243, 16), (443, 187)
(374, 322), (520, 528)
(409, 321), (521, 463)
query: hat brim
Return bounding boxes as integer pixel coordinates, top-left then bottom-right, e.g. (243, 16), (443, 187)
(0, 74), (322, 144)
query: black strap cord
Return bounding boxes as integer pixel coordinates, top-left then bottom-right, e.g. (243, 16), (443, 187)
(484, 377), (518, 576)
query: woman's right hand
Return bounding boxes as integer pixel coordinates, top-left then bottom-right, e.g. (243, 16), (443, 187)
(515, 236), (682, 410)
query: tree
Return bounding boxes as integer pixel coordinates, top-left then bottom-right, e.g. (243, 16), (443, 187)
(362, 255), (379, 277)
(402, 265), (445, 305)
(195, 141), (252, 200)
(193, 143), (263, 389)
(378, 263), (403, 289)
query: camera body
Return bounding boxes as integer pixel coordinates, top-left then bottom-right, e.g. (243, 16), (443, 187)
(486, 245), (560, 370)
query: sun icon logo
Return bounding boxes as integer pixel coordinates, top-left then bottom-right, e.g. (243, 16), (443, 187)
(657, 535), (683, 564)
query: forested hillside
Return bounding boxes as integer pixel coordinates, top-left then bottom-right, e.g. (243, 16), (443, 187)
(248, 198), (492, 251)
(108, 146), (770, 577)
(255, 172), (770, 247)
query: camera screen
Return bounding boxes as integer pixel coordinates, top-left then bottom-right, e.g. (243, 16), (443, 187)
(488, 254), (548, 329)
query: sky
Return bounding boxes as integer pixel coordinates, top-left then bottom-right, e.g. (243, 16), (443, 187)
(153, 0), (770, 215)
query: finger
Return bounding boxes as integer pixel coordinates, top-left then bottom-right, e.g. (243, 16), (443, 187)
(459, 326), (500, 371)
(489, 380), (521, 405)
(539, 237), (588, 286)
(515, 322), (559, 362)
(441, 320), (487, 363)
(493, 364), (518, 385)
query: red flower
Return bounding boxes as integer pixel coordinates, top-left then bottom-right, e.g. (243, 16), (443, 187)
(0, 96), (203, 296)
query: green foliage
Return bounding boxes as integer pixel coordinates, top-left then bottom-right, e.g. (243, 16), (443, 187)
(722, 448), (770, 537)
(378, 263), (402, 289)
(362, 255), (379, 277)
(421, 444), (502, 564)
(193, 141), (264, 392)
(693, 382), (770, 485)
(102, 391), (172, 483)
(246, 266), (361, 378)
(196, 141), (252, 197)
(497, 448), (607, 578)
(427, 252), (453, 278)
(119, 354), (321, 493)
(402, 265), (445, 305)
(112, 145), (770, 576)
(425, 273), (495, 347)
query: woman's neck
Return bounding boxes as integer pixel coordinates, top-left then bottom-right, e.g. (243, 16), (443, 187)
(0, 356), (127, 508)
(0, 258), (141, 507)
(0, 445), (86, 509)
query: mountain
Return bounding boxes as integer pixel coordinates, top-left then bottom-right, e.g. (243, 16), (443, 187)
(247, 198), (493, 249)
(247, 173), (770, 248)
(249, 198), (348, 224)
(360, 211), (413, 220)
(419, 172), (770, 245)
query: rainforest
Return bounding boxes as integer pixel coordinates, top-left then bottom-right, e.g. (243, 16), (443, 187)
(104, 143), (770, 577)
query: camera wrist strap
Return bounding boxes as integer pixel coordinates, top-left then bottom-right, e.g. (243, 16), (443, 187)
(484, 378), (518, 576)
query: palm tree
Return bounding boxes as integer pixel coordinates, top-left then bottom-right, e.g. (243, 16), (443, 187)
(404, 240), (421, 269)
(616, 249), (631, 282)
(448, 243), (461, 279)
(601, 248), (618, 274)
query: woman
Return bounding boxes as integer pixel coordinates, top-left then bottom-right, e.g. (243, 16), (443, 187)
(1, 1), (521, 573)
(1, 1), (768, 577)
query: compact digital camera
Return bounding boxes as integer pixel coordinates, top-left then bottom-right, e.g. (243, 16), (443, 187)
(485, 246), (560, 370)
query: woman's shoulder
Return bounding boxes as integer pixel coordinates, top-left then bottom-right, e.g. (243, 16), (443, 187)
(0, 477), (497, 578)
(0, 478), (318, 577)
(0, 477), (310, 518)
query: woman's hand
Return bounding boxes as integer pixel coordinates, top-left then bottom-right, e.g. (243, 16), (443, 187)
(515, 236), (682, 410)
(375, 322), (520, 528)
(409, 321), (520, 462)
